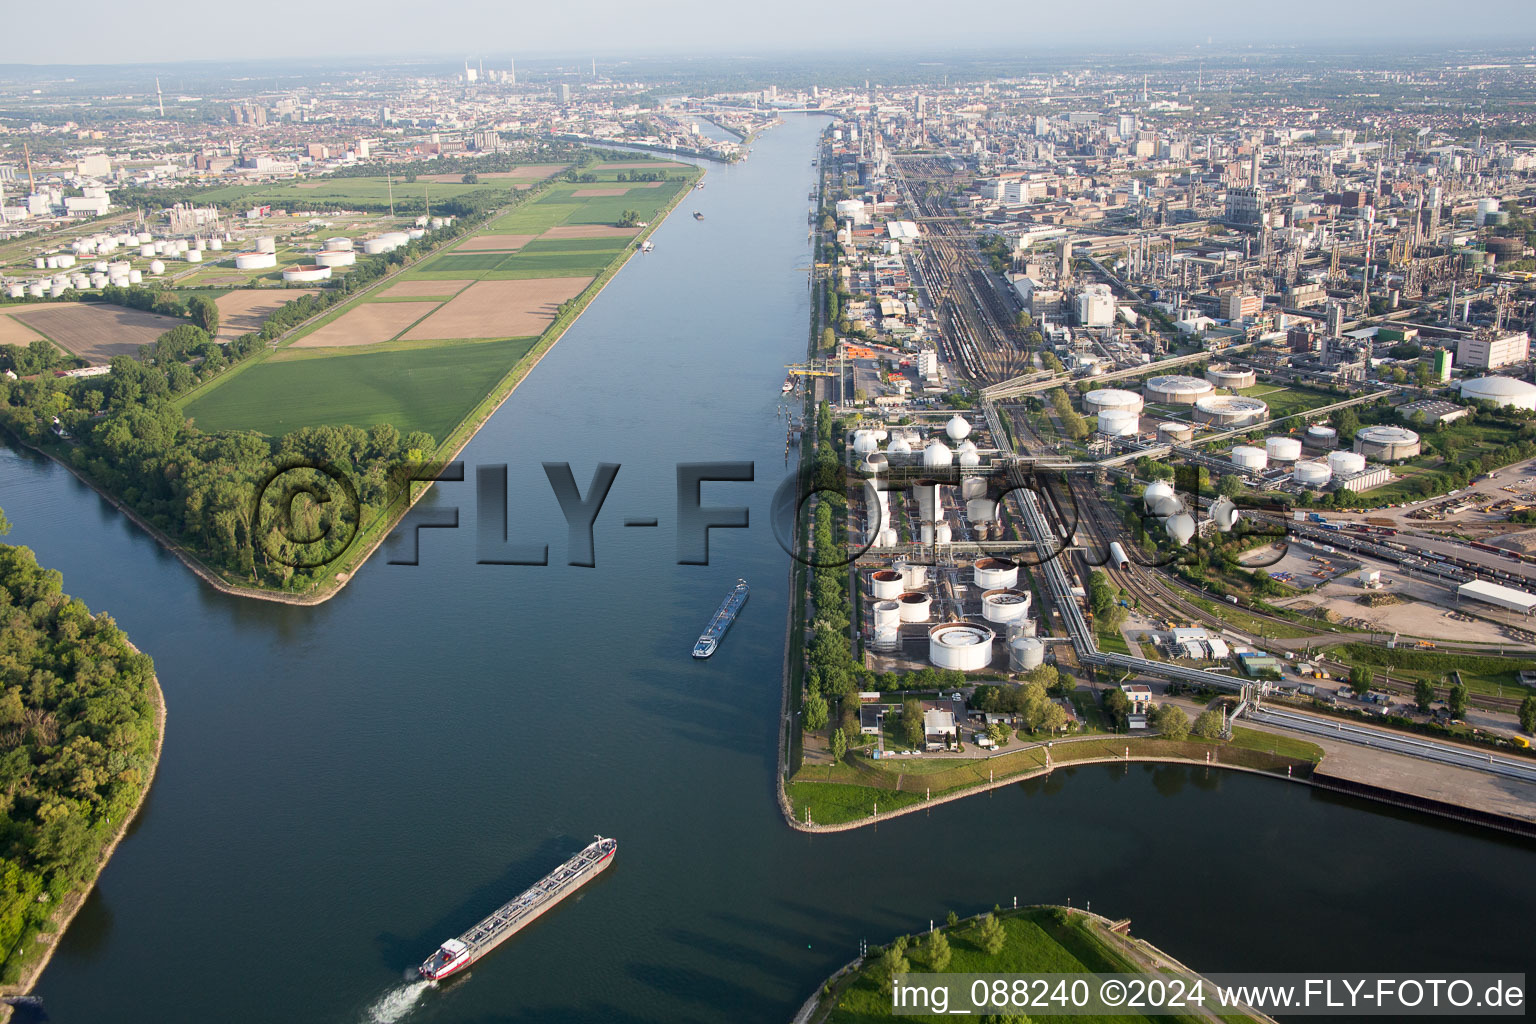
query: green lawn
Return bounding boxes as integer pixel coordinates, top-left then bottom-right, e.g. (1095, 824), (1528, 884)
(825, 907), (1230, 1024)
(1239, 384), (1338, 419)
(181, 337), (537, 439)
(186, 175), (534, 208)
(1332, 643), (1536, 698)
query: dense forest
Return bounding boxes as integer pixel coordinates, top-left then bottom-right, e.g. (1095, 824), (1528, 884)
(0, 510), (159, 980)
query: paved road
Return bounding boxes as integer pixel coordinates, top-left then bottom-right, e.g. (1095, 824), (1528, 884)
(1246, 705), (1536, 784)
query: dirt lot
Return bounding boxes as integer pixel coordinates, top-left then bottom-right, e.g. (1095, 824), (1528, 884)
(419, 166), (567, 183)
(631, 182), (663, 188)
(213, 289), (316, 344)
(539, 225), (641, 240)
(399, 277), (591, 341)
(1274, 568), (1515, 643)
(380, 280), (473, 299)
(571, 188), (630, 197)
(7, 303), (182, 364)
(0, 313), (46, 346)
(291, 302), (440, 349)
(452, 234), (536, 252)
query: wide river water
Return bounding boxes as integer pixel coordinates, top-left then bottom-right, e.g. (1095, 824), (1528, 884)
(1, 114), (1533, 1024)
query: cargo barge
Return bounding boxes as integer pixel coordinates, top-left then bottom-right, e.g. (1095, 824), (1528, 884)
(692, 579), (749, 658)
(418, 836), (617, 981)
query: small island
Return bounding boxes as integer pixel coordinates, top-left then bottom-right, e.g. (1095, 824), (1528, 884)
(797, 904), (1272, 1024)
(0, 507), (164, 1004)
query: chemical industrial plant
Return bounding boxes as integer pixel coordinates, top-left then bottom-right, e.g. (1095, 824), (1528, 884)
(0, 24), (1534, 1024)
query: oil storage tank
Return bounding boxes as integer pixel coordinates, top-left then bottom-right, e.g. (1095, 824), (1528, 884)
(929, 622), (995, 671)
(1266, 436), (1302, 462)
(974, 557), (1019, 589)
(1353, 425), (1420, 460)
(1145, 374), (1215, 405)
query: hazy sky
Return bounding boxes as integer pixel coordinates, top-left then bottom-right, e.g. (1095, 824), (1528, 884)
(4, 0), (1535, 65)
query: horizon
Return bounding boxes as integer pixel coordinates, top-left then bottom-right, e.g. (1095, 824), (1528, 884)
(4, 0), (1536, 67)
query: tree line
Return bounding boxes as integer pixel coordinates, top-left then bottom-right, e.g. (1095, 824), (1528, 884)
(0, 512), (159, 981)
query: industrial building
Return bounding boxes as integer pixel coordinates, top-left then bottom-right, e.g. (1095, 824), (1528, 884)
(1456, 330), (1530, 370)
(1457, 579), (1536, 616)
(1353, 425), (1421, 460)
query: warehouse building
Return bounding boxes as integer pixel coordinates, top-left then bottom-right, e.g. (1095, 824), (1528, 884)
(1457, 579), (1536, 616)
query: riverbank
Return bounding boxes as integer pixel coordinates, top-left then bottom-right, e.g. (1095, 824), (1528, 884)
(4, 159), (701, 608)
(0, 642), (164, 1021)
(794, 904), (1275, 1024)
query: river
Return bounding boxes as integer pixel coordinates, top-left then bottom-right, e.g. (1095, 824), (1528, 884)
(1, 114), (1533, 1024)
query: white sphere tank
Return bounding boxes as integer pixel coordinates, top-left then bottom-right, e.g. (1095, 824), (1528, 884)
(1230, 445), (1268, 471)
(870, 570), (905, 600)
(958, 448), (981, 469)
(898, 592), (933, 623)
(1097, 407), (1139, 437)
(1266, 436), (1302, 462)
(1147, 493), (1182, 519)
(1210, 496), (1241, 532)
(1293, 460), (1333, 487)
(945, 414), (972, 440)
(1083, 387), (1145, 414)
(929, 622), (994, 671)
(1009, 636), (1045, 672)
(888, 436), (912, 455)
(981, 589), (1032, 624)
(852, 430), (878, 455)
(1166, 513), (1196, 546)
(1144, 479), (1174, 505)
(1328, 450), (1366, 476)
(872, 600), (902, 630)
(149, 260), (165, 275)
(923, 441), (953, 468)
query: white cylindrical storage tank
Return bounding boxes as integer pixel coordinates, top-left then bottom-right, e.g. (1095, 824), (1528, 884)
(873, 624), (900, 650)
(194, 238), (207, 251)
(314, 249), (356, 268)
(4, 285), (22, 300)
(861, 452), (889, 476)
(140, 244), (156, 258)
(1205, 364), (1257, 389)
(899, 561), (928, 590)
(966, 497), (998, 523)
(431, 218), (445, 230)
(1294, 460), (1333, 487)
(49, 283), (67, 298)
(1194, 394), (1268, 426)
(898, 592), (933, 623)
(1354, 425), (1421, 459)
(408, 228), (427, 240)
(136, 232), (152, 244)
(281, 264), (333, 283)
(234, 251), (278, 270)
(876, 528), (899, 548)
(945, 413), (972, 440)
(186, 249), (202, 263)
(1266, 436), (1302, 462)
(981, 589), (1032, 624)
(209, 237), (223, 251)
(174, 239), (189, 254)
(382, 231), (410, 248)
(922, 440), (953, 468)
(1009, 636), (1045, 672)
(108, 260), (131, 275)
(1230, 445), (1268, 471)
(93, 261), (109, 273)
(1306, 424), (1337, 448)
(89, 273), (106, 289)
(127, 270), (142, 284)
(870, 570), (905, 600)
(914, 481), (941, 522)
(920, 522), (935, 544)
(44, 256), (59, 270)
(872, 600), (901, 631)
(361, 237), (392, 255)
(27, 283), (45, 298)
(1097, 407), (1139, 437)
(56, 254), (75, 268)
(149, 260), (165, 275)
(1328, 450), (1366, 476)
(1145, 374), (1214, 404)
(974, 557), (1019, 589)
(934, 523), (952, 544)
(1460, 376), (1536, 410)
(1082, 387), (1144, 415)
(255, 236), (276, 254)
(960, 475), (986, 500)
(929, 622), (994, 671)
(325, 237), (354, 252)
(1007, 618), (1037, 639)
(33, 258), (45, 270)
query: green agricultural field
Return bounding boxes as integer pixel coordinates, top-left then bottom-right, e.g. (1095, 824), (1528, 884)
(186, 175), (532, 209)
(181, 336), (536, 439)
